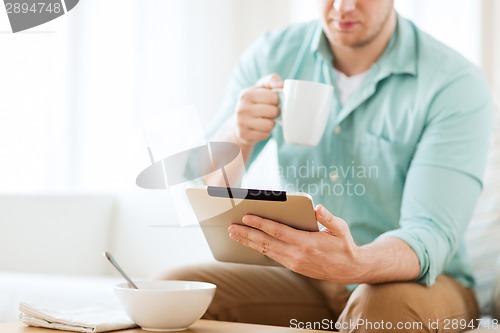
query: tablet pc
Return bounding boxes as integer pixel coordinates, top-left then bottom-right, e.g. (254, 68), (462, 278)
(185, 185), (318, 266)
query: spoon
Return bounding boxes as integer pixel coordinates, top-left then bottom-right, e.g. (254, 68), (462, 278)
(103, 251), (139, 289)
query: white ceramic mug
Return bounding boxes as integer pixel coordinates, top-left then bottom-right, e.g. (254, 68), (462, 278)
(274, 79), (333, 146)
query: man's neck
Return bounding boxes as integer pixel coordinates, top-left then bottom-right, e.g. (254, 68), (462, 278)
(332, 10), (397, 77)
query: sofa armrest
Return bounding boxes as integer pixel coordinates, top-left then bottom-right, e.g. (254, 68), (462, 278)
(493, 254), (500, 320)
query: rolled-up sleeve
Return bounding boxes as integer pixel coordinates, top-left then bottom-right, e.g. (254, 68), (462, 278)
(379, 68), (495, 286)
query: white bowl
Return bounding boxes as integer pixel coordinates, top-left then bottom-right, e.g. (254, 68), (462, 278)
(114, 280), (216, 332)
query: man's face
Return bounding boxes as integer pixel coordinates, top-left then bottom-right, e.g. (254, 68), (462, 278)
(319, 0), (395, 48)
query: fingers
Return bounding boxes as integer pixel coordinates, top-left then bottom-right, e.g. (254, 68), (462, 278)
(228, 224), (288, 256)
(234, 74), (283, 145)
(238, 102), (280, 120)
(315, 204), (349, 237)
(236, 128), (270, 144)
(235, 91), (279, 145)
(241, 215), (303, 244)
(239, 88), (280, 107)
(255, 73), (284, 89)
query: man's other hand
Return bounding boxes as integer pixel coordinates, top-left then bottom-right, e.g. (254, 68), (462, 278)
(234, 73), (283, 146)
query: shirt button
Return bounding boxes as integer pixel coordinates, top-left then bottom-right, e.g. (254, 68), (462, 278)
(334, 126), (341, 135)
(329, 171), (339, 182)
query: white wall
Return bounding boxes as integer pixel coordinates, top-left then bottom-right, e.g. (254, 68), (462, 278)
(395, 0), (481, 66)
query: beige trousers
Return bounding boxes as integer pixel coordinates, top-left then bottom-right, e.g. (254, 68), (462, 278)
(156, 262), (479, 333)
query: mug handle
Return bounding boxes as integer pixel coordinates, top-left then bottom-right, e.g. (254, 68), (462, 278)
(271, 88), (283, 126)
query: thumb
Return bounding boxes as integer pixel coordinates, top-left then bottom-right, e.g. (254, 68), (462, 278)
(315, 204), (347, 236)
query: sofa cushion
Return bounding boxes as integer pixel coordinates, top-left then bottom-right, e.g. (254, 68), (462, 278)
(466, 109), (500, 316)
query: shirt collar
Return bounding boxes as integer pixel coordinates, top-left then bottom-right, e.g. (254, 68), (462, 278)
(375, 15), (418, 76)
(311, 22), (333, 62)
(311, 14), (418, 77)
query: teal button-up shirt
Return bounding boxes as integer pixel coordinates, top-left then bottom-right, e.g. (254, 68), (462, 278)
(209, 16), (494, 287)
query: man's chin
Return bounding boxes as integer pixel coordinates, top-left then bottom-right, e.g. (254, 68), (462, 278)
(333, 37), (367, 49)
(326, 30), (363, 47)
(331, 30), (379, 49)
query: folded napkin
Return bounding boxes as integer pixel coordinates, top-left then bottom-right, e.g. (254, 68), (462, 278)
(19, 302), (138, 333)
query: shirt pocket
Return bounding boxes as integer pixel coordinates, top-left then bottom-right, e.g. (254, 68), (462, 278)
(358, 132), (416, 185)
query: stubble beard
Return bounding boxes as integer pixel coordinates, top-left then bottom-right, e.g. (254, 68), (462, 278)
(334, 7), (394, 49)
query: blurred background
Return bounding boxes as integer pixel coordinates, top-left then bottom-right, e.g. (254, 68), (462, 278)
(0, 0), (499, 298)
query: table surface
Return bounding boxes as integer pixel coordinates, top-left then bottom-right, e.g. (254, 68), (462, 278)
(0, 321), (324, 332)
(3, 321), (500, 333)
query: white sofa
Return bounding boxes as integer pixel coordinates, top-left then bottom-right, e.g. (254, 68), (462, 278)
(466, 111), (500, 320)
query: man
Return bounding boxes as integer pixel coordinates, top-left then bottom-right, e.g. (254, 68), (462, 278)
(160, 0), (494, 331)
